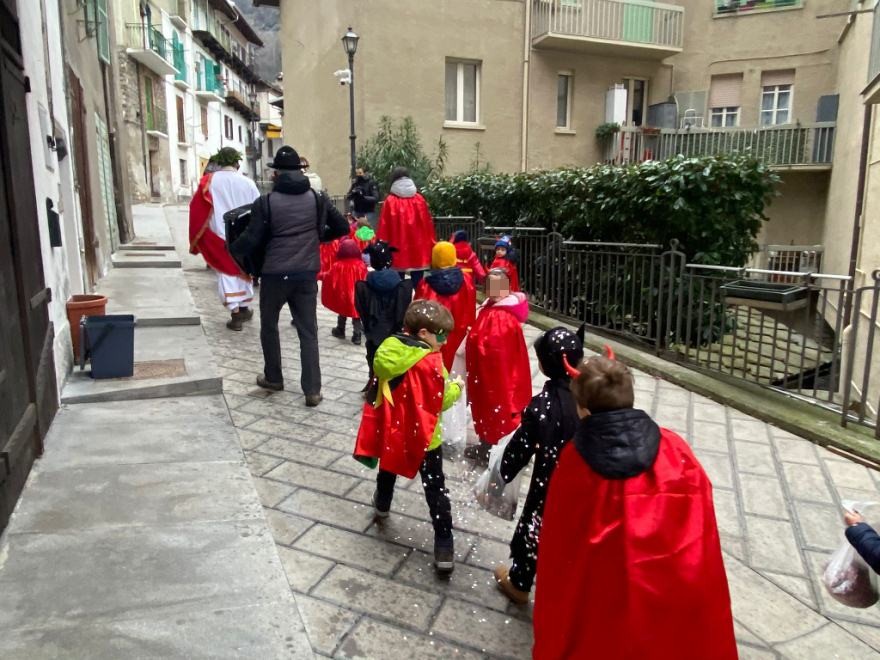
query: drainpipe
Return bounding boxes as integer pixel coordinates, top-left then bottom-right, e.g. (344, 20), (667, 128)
(843, 104), (873, 326)
(520, 0), (532, 172)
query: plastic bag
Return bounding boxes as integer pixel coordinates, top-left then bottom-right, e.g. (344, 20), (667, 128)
(473, 432), (524, 520)
(823, 541), (879, 608)
(442, 351), (468, 449)
(823, 500), (880, 608)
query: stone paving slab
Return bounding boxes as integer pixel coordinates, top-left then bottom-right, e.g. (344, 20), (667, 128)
(180, 211), (880, 658)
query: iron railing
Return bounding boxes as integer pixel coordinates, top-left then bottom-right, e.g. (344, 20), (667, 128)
(125, 24), (172, 63)
(442, 223), (880, 437)
(531, 0), (684, 50)
(715, 0), (802, 16)
(606, 123), (836, 167)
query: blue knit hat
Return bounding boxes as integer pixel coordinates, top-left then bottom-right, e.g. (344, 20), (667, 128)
(495, 235), (512, 250)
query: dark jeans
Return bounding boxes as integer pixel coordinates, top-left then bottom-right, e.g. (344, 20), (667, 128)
(336, 315), (363, 335)
(259, 276), (321, 395)
(365, 339), (378, 378)
(375, 446), (453, 543)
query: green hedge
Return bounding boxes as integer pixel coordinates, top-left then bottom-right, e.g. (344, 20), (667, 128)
(422, 154), (780, 266)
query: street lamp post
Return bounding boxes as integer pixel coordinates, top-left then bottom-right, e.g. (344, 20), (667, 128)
(342, 27), (359, 180)
(248, 88), (259, 180)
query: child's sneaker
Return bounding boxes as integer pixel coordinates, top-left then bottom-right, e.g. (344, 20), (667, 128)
(493, 565), (529, 605)
(371, 490), (390, 519)
(331, 327), (346, 340)
(434, 539), (455, 575)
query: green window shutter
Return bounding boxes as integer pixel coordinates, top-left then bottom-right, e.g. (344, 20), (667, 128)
(144, 78), (154, 130)
(96, 0), (110, 63)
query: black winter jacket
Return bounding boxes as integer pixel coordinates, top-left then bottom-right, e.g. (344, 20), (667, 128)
(347, 175), (379, 214)
(354, 269), (414, 345)
(572, 408), (661, 479)
(846, 523), (880, 574)
(500, 378), (579, 561)
(230, 171), (348, 278)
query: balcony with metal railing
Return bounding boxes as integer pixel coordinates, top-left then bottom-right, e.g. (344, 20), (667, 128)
(531, 0), (684, 59)
(195, 67), (225, 103)
(605, 123), (836, 170)
(125, 24), (178, 77)
(714, 0), (802, 16)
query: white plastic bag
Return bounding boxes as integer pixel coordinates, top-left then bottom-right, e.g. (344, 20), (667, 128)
(442, 351), (468, 449)
(823, 500), (880, 609)
(473, 432), (524, 521)
(823, 540), (878, 608)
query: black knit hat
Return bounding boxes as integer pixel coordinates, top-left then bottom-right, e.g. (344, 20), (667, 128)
(268, 145), (302, 170)
(365, 240), (397, 271)
(535, 324), (586, 380)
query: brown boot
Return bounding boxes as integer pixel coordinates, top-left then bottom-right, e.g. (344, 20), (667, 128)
(226, 310), (243, 331)
(493, 565), (529, 605)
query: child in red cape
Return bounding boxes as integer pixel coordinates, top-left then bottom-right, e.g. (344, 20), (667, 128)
(353, 300), (462, 574)
(465, 269), (532, 463)
(318, 238), (340, 281)
(377, 167), (435, 281)
(450, 230), (486, 286)
(415, 241), (476, 371)
(322, 238), (367, 345)
(490, 235), (520, 292)
(533, 356), (737, 660)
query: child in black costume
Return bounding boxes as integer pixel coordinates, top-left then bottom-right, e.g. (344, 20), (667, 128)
(493, 325), (585, 604)
(355, 241), (414, 382)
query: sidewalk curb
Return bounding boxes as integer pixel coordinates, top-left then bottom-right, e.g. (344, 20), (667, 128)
(525, 307), (880, 469)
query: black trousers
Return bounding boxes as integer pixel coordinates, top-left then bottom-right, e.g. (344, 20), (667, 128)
(509, 547), (537, 592)
(259, 276), (321, 395)
(336, 315), (363, 334)
(375, 446), (453, 543)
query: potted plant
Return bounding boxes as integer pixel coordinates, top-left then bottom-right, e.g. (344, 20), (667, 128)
(595, 122), (620, 143)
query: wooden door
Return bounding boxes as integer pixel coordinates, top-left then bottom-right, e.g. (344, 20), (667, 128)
(68, 69), (100, 287)
(0, 0), (59, 533)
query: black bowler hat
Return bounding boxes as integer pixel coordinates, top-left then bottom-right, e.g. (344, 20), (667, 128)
(268, 145), (302, 170)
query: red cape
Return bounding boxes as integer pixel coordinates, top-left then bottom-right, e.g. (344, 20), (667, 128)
(466, 299), (531, 444)
(414, 276), (476, 371)
(534, 431), (737, 660)
(490, 256), (520, 292)
(453, 241), (487, 285)
(354, 351), (445, 478)
(377, 193), (435, 270)
(188, 174), (248, 278)
(321, 257), (367, 318)
(318, 239), (341, 281)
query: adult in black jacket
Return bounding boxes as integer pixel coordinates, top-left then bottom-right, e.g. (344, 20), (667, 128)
(346, 167), (379, 226)
(231, 146), (348, 406)
(845, 510), (880, 574)
(494, 325), (585, 604)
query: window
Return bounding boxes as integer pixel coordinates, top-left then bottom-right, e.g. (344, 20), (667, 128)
(238, 125), (243, 143)
(200, 105), (208, 140)
(708, 73), (742, 127)
(96, 0), (110, 63)
(224, 115), (233, 140)
(556, 73), (573, 129)
(143, 76), (155, 129)
(761, 70), (794, 125)
(176, 96), (186, 143)
(619, 78), (647, 127)
(445, 60), (481, 125)
(179, 159), (188, 185)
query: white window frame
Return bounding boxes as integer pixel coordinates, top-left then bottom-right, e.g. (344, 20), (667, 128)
(556, 71), (574, 131)
(444, 59), (483, 129)
(761, 84), (792, 126)
(620, 77), (648, 127)
(710, 106), (740, 127)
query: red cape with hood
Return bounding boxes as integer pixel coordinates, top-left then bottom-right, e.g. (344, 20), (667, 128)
(415, 267), (476, 371)
(318, 239), (341, 281)
(490, 256), (520, 292)
(534, 412), (737, 660)
(321, 241), (367, 318)
(188, 173), (248, 277)
(377, 178), (435, 271)
(354, 336), (446, 478)
(466, 292), (532, 444)
(452, 239), (487, 285)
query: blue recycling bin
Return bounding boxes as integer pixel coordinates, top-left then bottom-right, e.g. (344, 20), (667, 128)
(80, 314), (136, 379)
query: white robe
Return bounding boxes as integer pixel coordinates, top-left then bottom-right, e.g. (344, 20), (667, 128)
(209, 170), (260, 311)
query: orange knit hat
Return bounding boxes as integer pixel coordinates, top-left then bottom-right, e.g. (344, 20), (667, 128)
(431, 241), (457, 269)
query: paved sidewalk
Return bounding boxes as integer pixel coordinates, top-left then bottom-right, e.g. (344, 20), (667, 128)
(172, 206), (880, 658)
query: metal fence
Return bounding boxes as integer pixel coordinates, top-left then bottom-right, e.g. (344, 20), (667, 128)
(444, 222), (880, 437)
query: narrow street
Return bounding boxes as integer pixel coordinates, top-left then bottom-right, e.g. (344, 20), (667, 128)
(169, 195), (880, 659)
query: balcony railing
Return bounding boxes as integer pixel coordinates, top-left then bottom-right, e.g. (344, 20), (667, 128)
(605, 123), (836, 168)
(145, 105), (168, 136)
(715, 0), (802, 16)
(126, 23), (171, 61)
(195, 67), (224, 96)
(531, 0), (684, 56)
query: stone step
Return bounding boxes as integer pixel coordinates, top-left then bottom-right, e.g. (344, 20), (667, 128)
(112, 250), (182, 268)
